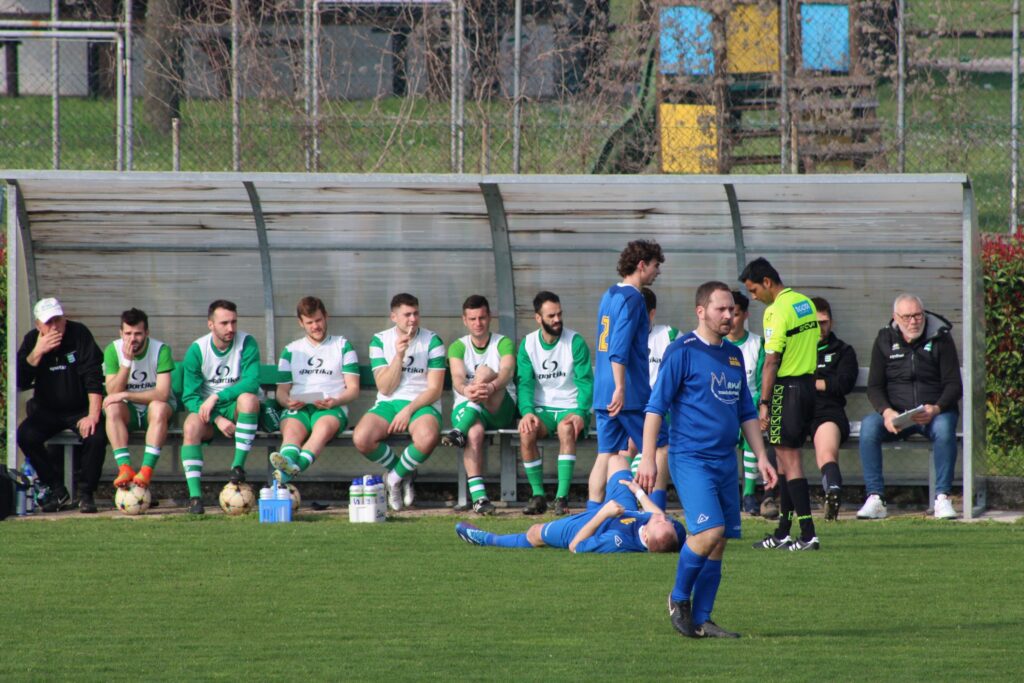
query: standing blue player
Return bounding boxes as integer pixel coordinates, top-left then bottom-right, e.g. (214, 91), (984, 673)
(636, 281), (777, 639)
(455, 454), (684, 554)
(591, 240), (666, 504)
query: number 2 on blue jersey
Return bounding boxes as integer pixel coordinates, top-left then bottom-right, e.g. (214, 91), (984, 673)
(598, 315), (610, 352)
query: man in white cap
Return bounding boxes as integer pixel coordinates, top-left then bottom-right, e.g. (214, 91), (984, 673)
(16, 297), (107, 513)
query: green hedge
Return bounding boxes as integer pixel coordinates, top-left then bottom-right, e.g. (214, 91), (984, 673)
(983, 233), (1024, 476)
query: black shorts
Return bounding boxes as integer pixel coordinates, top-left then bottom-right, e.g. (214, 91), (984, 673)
(811, 409), (851, 445)
(767, 374), (815, 448)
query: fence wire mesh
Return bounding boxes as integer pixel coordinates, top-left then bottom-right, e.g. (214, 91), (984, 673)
(0, 1), (1020, 229)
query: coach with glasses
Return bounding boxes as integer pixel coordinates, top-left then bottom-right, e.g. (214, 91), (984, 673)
(856, 294), (963, 521)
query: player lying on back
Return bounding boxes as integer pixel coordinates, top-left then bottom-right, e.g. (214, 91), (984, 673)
(454, 454), (684, 554)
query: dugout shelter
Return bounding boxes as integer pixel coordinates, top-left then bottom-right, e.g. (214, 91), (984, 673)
(2, 172), (985, 516)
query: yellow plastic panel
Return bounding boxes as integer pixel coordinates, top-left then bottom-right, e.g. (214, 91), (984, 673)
(659, 103), (718, 174)
(727, 3), (780, 74)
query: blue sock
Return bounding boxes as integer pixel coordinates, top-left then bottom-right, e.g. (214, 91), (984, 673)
(690, 559), (723, 624)
(489, 533), (533, 549)
(671, 544), (709, 603)
(651, 489), (668, 510)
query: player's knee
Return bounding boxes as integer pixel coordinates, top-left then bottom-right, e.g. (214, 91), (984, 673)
(467, 424), (485, 448)
(526, 524), (546, 547)
(182, 414), (205, 443)
(351, 427), (375, 454)
(149, 401), (172, 422)
(688, 526), (725, 554)
(237, 393), (259, 412)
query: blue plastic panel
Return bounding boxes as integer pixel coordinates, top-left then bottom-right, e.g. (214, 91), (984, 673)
(801, 3), (850, 72)
(660, 6), (714, 76)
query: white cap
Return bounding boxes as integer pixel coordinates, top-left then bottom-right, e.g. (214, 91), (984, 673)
(33, 297), (64, 323)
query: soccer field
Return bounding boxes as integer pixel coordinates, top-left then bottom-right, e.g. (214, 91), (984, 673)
(2, 513), (1021, 681)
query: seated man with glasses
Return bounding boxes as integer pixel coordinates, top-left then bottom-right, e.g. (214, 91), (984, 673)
(856, 294), (963, 520)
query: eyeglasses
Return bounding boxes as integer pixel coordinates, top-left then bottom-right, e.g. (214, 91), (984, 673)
(896, 312), (924, 322)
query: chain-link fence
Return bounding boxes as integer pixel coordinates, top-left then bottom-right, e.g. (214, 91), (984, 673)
(1, 1), (1021, 230)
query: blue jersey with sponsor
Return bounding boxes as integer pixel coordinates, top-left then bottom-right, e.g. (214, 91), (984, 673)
(646, 331), (757, 460)
(594, 284), (651, 411)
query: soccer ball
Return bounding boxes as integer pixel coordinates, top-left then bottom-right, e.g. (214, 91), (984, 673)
(115, 484), (152, 516)
(219, 482), (255, 515)
(285, 483), (301, 512)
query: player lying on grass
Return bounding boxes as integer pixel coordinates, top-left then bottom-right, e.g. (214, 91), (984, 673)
(455, 454), (684, 553)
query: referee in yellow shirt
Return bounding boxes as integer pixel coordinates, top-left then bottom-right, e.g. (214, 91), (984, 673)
(740, 258), (821, 551)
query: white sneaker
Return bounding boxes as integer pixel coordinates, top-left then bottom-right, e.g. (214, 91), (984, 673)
(402, 476), (416, 508)
(386, 476), (403, 512)
(856, 494), (888, 519)
(933, 494), (957, 520)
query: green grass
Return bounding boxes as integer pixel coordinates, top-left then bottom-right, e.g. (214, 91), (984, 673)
(1, 513), (1021, 680)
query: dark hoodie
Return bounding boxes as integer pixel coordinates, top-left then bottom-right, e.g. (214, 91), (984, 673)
(866, 311), (962, 415)
(815, 331), (858, 413)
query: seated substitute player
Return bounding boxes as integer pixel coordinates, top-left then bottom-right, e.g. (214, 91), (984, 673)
(725, 290), (769, 517)
(442, 295), (517, 515)
(516, 291), (594, 516)
(810, 297), (858, 521)
(455, 454), (684, 554)
(352, 293), (446, 512)
(592, 240), (665, 503)
(636, 281), (777, 639)
(180, 300), (262, 515)
(270, 296), (360, 484)
(102, 308), (176, 489)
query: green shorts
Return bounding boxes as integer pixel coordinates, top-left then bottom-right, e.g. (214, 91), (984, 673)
(123, 402), (175, 431)
(281, 404), (349, 436)
(452, 393), (516, 430)
(368, 399), (441, 427)
(534, 406), (590, 438)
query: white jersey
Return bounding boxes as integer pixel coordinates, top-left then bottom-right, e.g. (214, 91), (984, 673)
(647, 324), (679, 388)
(279, 334), (360, 416)
(522, 328), (581, 410)
(112, 338), (174, 410)
(369, 326), (445, 409)
(193, 331), (257, 400)
(450, 333), (517, 407)
(733, 330), (763, 401)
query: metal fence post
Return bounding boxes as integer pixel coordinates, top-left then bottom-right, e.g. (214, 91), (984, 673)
(124, 0), (133, 171)
(450, 0), (457, 173)
(172, 117), (181, 171)
(303, 0), (312, 172)
(512, 0), (522, 174)
(897, 0), (906, 173)
(1011, 0), (1020, 233)
(780, 0), (790, 172)
(231, 0), (241, 172)
(51, 0), (59, 170)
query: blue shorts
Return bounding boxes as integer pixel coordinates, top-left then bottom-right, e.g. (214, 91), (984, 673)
(594, 408), (668, 454)
(669, 455), (741, 539)
(541, 468), (636, 548)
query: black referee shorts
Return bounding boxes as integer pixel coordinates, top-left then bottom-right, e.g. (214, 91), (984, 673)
(767, 374), (815, 448)
(811, 408), (851, 445)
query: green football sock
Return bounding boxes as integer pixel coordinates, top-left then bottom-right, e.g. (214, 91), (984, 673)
(298, 449), (316, 472)
(556, 454), (576, 498)
(232, 411), (259, 468)
(454, 403), (482, 433)
(113, 447), (131, 467)
(523, 458), (544, 496)
(142, 445), (161, 469)
(742, 450), (758, 496)
(394, 444), (429, 478)
(365, 443), (396, 470)
(630, 453), (641, 477)
(181, 444), (204, 498)
(280, 444), (301, 467)
(468, 476), (487, 503)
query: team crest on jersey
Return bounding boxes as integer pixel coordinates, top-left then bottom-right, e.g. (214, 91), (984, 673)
(66, 351), (76, 364)
(620, 517), (637, 526)
(710, 372), (741, 404)
(728, 356), (741, 367)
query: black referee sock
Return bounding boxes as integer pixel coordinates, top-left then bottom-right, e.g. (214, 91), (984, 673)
(774, 475), (793, 538)
(821, 461), (843, 493)
(787, 477), (817, 541)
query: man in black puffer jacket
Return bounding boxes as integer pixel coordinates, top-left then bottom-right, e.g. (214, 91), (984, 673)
(857, 294), (962, 521)
(810, 297), (858, 521)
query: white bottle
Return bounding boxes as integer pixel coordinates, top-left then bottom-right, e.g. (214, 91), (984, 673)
(349, 478), (364, 523)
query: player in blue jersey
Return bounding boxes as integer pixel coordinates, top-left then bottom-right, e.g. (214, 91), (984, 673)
(636, 281), (777, 639)
(455, 454), (684, 554)
(591, 240), (666, 501)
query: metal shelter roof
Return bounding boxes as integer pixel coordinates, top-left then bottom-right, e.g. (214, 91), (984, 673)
(3, 171), (985, 514)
